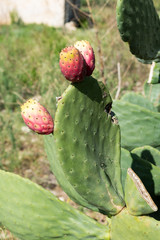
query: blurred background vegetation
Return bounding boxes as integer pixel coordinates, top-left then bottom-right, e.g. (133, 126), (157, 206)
(0, 0), (160, 238)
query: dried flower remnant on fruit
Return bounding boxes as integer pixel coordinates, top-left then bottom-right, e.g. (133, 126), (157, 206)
(21, 99), (54, 135)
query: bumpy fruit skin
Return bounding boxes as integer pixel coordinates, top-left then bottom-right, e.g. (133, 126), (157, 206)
(74, 40), (95, 76)
(59, 46), (86, 82)
(21, 99), (54, 135)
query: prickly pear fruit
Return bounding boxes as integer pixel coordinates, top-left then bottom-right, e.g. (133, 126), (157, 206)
(59, 46), (86, 82)
(74, 40), (95, 76)
(21, 99), (54, 135)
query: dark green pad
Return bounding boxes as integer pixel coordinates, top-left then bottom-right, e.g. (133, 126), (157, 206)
(44, 134), (99, 212)
(50, 76), (125, 215)
(116, 0), (160, 62)
(131, 145), (160, 167)
(121, 92), (158, 112)
(0, 170), (110, 240)
(112, 100), (160, 150)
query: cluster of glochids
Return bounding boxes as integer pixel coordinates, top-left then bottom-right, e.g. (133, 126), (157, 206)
(21, 40), (95, 135)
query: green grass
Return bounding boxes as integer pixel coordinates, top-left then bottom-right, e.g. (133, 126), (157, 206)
(0, 24), (67, 110)
(0, 23), (67, 173)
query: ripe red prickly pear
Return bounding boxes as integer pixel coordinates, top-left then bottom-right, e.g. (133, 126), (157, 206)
(59, 46), (86, 82)
(74, 40), (95, 76)
(21, 99), (54, 135)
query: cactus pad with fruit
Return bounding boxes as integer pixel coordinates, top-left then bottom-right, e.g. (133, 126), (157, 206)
(45, 76), (125, 215)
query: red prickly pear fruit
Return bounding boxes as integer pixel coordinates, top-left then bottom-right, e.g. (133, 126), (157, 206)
(21, 99), (54, 135)
(74, 40), (95, 76)
(59, 46), (86, 82)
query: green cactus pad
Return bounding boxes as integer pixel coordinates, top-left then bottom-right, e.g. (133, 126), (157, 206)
(44, 134), (99, 212)
(131, 145), (160, 167)
(121, 92), (158, 112)
(144, 81), (160, 108)
(111, 208), (160, 240)
(0, 170), (110, 240)
(116, 0), (160, 62)
(125, 168), (158, 216)
(121, 148), (160, 198)
(121, 148), (132, 190)
(156, 146), (160, 151)
(112, 100), (160, 150)
(52, 76), (125, 215)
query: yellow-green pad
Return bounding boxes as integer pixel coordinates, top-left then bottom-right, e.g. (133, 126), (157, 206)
(148, 62), (160, 84)
(54, 76), (125, 215)
(111, 208), (160, 240)
(125, 168), (158, 216)
(0, 170), (110, 240)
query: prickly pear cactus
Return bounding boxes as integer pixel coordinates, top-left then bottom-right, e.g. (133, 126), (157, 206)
(121, 92), (158, 112)
(125, 168), (158, 216)
(112, 99), (160, 150)
(43, 74), (160, 239)
(131, 145), (160, 167)
(120, 147), (160, 198)
(144, 81), (160, 110)
(44, 76), (125, 216)
(44, 134), (99, 212)
(1, 62), (160, 240)
(1, 0), (160, 238)
(111, 208), (160, 240)
(0, 170), (110, 240)
(116, 0), (160, 62)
